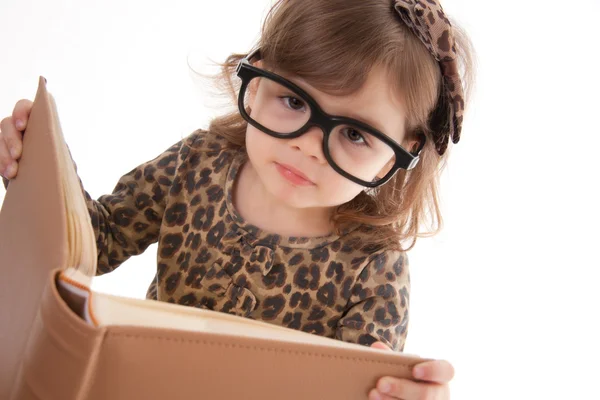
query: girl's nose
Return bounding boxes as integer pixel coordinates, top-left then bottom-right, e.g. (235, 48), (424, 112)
(287, 126), (327, 164)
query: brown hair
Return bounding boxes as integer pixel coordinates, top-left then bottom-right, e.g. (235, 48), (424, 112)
(200, 0), (476, 251)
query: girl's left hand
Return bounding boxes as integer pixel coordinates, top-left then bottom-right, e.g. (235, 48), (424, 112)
(368, 342), (453, 400)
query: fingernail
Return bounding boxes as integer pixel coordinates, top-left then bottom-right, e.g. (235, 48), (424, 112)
(4, 164), (14, 178)
(379, 381), (391, 393)
(414, 366), (425, 379)
(15, 119), (24, 130)
(369, 391), (382, 400)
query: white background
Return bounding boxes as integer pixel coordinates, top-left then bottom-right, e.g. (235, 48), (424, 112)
(1, 0), (599, 398)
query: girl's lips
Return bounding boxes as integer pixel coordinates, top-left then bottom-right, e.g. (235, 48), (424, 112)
(275, 163), (315, 186)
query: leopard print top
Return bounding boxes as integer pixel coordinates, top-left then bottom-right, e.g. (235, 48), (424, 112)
(74, 129), (410, 351)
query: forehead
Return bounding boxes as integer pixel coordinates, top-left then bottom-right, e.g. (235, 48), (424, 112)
(275, 65), (407, 144)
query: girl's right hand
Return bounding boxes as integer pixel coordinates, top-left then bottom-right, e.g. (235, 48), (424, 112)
(0, 99), (33, 180)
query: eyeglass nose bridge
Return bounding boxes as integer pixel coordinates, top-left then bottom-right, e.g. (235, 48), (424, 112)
(292, 120), (348, 171)
(298, 105), (342, 142)
(290, 120), (332, 160)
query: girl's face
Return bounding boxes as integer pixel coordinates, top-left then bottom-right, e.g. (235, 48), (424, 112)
(245, 65), (410, 210)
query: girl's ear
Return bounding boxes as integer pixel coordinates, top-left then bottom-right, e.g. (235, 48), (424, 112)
(407, 138), (421, 154)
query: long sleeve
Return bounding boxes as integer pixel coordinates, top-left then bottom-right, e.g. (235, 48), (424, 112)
(86, 138), (186, 275)
(2, 137), (188, 275)
(335, 250), (410, 352)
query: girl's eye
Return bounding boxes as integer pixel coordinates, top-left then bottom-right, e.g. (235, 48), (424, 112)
(281, 96), (306, 111)
(343, 128), (368, 146)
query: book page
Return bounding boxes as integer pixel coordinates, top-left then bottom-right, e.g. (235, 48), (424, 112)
(58, 269), (415, 354)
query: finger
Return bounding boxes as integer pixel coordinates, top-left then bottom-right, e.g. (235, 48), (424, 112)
(12, 99), (33, 131)
(367, 388), (398, 400)
(371, 341), (392, 351)
(412, 359), (455, 384)
(0, 131), (17, 179)
(0, 116), (24, 160)
(377, 377), (447, 400)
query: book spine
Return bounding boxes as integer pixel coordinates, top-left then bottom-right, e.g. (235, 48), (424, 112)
(10, 274), (106, 400)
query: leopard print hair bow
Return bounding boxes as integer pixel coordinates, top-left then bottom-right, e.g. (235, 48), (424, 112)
(394, 0), (465, 155)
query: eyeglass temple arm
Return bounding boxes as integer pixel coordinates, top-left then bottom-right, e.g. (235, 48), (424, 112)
(236, 48), (262, 74)
(247, 48), (261, 62)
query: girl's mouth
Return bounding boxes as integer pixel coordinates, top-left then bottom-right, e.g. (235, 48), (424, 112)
(274, 163), (315, 186)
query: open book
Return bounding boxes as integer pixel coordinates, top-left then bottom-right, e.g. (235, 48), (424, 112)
(0, 77), (426, 400)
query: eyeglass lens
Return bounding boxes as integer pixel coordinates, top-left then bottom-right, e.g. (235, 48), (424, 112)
(243, 76), (397, 183)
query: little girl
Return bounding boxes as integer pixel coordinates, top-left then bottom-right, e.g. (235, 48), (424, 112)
(1, 0), (475, 398)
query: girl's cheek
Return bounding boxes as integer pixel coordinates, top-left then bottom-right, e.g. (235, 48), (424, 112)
(321, 175), (365, 206)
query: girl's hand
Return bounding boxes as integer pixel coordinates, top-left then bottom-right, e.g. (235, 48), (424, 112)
(368, 342), (453, 400)
(0, 99), (33, 180)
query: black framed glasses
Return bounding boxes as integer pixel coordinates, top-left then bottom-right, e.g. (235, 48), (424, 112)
(235, 49), (425, 188)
